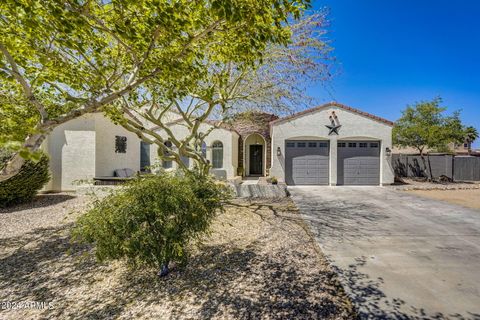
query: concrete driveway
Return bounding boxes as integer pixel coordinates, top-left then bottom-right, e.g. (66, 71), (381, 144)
(289, 186), (480, 319)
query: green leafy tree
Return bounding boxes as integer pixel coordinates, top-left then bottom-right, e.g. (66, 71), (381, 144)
(464, 126), (479, 154)
(73, 173), (231, 276)
(0, 0), (311, 181)
(112, 11), (333, 176)
(393, 98), (465, 180)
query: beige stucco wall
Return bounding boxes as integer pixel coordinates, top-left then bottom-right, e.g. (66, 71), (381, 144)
(270, 105), (395, 185)
(94, 113), (143, 177)
(44, 113), (147, 191)
(44, 114), (96, 191)
(43, 110), (242, 191)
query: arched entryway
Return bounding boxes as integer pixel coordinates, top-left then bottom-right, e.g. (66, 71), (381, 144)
(244, 133), (266, 176)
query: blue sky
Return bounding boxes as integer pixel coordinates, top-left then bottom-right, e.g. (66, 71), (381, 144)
(309, 1), (480, 147)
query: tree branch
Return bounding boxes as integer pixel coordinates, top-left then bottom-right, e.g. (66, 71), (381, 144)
(0, 43), (49, 122)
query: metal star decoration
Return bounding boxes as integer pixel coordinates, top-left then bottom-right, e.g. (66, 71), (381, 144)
(326, 111), (342, 135)
(326, 123), (342, 135)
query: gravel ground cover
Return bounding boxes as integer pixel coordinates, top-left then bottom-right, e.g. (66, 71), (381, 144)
(406, 189), (480, 210)
(0, 194), (354, 319)
(391, 178), (480, 191)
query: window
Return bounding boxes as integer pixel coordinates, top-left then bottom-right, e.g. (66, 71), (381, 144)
(212, 141), (223, 168)
(338, 142), (346, 148)
(359, 143), (368, 148)
(348, 142), (357, 148)
(162, 141), (173, 169)
(370, 142), (379, 148)
(308, 142), (317, 148)
(180, 153), (190, 167)
(319, 142), (328, 148)
(140, 141), (151, 172)
(464, 143), (469, 148)
(195, 141), (207, 158)
(201, 141), (207, 158)
(115, 136), (127, 153)
(297, 142), (306, 148)
(286, 142), (295, 148)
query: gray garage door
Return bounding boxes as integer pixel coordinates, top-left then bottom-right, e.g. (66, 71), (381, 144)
(285, 140), (329, 185)
(337, 141), (380, 185)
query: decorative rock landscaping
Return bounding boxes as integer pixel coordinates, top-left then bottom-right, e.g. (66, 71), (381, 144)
(390, 178), (480, 191)
(0, 194), (354, 320)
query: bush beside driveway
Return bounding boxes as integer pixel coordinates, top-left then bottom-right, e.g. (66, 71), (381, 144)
(0, 194), (354, 320)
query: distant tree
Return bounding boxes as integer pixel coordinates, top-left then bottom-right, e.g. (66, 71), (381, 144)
(393, 98), (465, 181)
(0, 0), (311, 182)
(464, 126), (479, 154)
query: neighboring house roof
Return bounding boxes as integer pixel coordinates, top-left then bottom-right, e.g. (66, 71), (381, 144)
(270, 102), (395, 127)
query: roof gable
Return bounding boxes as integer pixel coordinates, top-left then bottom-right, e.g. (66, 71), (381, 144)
(270, 102), (394, 127)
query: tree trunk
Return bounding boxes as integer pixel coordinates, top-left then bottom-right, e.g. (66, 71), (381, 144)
(418, 150), (429, 181)
(426, 152), (434, 182)
(197, 160), (211, 177)
(0, 133), (47, 182)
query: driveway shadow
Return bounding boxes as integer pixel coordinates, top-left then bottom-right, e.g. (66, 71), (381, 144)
(290, 188), (480, 320)
(297, 199), (391, 241)
(331, 256), (480, 320)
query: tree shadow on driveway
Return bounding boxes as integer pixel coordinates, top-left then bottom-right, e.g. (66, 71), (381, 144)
(331, 256), (480, 320)
(290, 194), (480, 320)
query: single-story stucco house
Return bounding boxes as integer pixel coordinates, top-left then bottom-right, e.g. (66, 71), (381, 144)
(42, 102), (395, 191)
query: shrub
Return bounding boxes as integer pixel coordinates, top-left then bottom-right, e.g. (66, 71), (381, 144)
(0, 152), (50, 208)
(0, 149), (13, 169)
(268, 176), (278, 185)
(73, 173), (231, 276)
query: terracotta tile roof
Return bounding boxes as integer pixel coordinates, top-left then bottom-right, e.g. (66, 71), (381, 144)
(205, 120), (240, 135)
(269, 102), (394, 127)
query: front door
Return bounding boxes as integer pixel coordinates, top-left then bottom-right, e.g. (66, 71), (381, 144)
(249, 145), (263, 175)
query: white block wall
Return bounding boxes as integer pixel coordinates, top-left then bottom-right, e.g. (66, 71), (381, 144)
(45, 114), (96, 191)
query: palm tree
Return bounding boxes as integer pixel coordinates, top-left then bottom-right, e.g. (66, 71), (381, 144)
(465, 126), (479, 155)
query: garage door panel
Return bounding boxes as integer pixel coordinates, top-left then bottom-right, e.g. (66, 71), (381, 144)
(293, 159), (307, 166)
(338, 141), (380, 186)
(286, 140), (329, 185)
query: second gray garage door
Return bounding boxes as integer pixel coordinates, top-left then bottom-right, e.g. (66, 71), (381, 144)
(337, 141), (380, 185)
(285, 140), (329, 185)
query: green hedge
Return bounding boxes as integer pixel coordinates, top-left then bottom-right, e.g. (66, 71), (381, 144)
(0, 149), (12, 170)
(0, 153), (50, 208)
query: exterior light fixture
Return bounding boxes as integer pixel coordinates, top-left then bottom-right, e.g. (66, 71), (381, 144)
(386, 147), (392, 157)
(276, 147), (281, 156)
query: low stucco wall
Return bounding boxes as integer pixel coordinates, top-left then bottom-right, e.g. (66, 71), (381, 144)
(270, 105), (395, 185)
(44, 113), (145, 191)
(44, 114), (96, 191)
